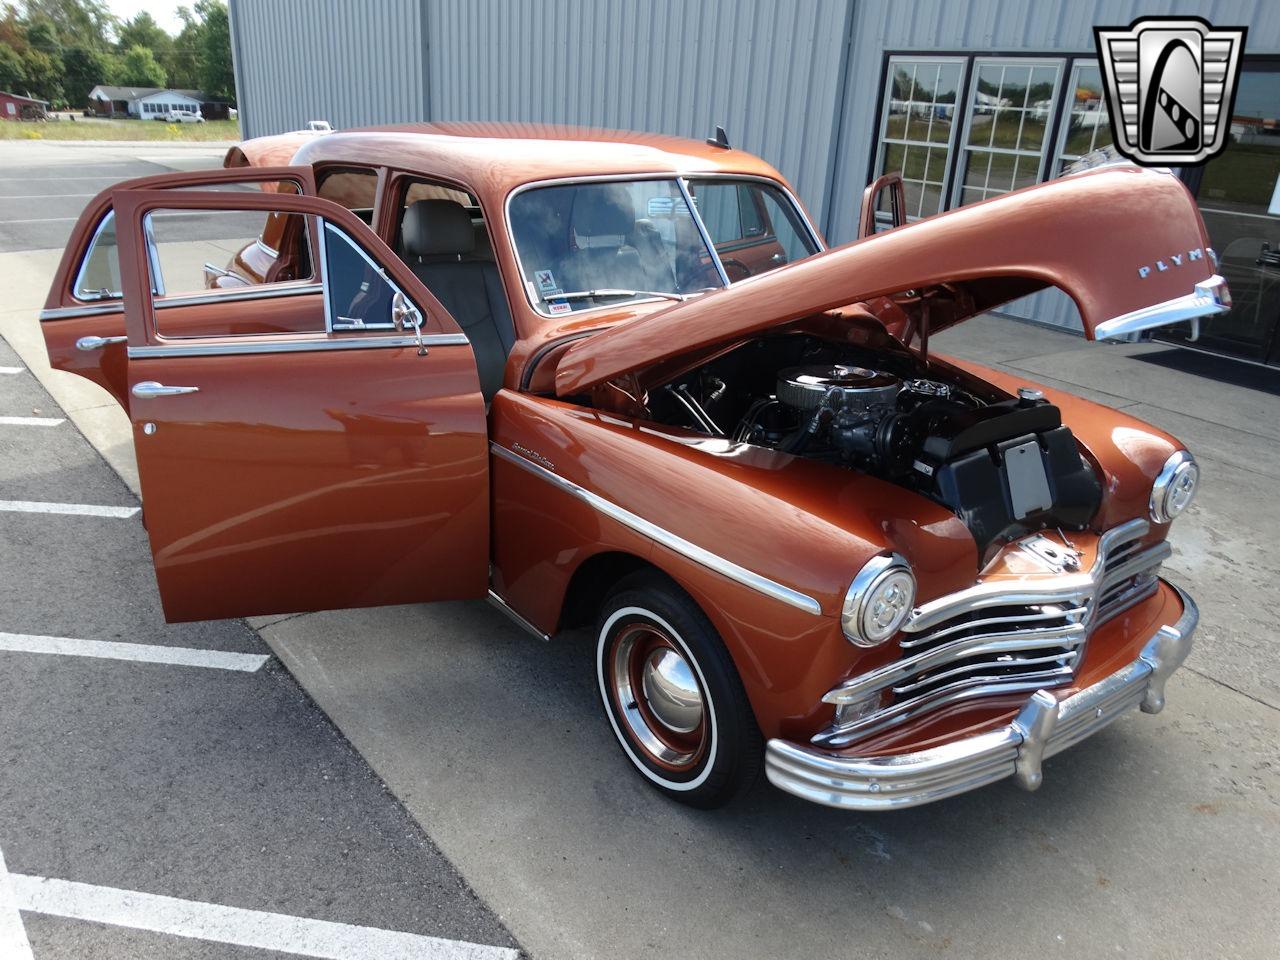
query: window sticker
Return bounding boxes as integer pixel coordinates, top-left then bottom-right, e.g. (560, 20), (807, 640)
(547, 301), (573, 315)
(646, 196), (676, 218)
(535, 269), (558, 293)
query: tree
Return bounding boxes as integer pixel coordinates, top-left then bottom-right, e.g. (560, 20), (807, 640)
(61, 41), (117, 103)
(118, 43), (164, 88)
(23, 0), (116, 51)
(116, 11), (169, 58)
(195, 0), (232, 103)
(20, 46), (59, 99)
(0, 41), (25, 91)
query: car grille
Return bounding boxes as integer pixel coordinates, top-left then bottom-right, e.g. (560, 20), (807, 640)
(813, 519), (1171, 748)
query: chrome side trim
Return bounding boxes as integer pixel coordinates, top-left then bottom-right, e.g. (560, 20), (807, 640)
(155, 282), (324, 309)
(764, 583), (1197, 811)
(41, 283), (325, 322)
(487, 589), (552, 642)
(127, 333), (469, 359)
(41, 303), (122, 321)
(1095, 274), (1231, 341)
(490, 442), (823, 616)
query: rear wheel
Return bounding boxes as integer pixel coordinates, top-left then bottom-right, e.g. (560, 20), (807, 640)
(595, 573), (762, 808)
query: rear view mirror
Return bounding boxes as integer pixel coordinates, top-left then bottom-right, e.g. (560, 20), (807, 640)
(858, 172), (907, 239)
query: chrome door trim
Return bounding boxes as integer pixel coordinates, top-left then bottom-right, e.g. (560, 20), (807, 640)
(487, 589), (552, 642)
(42, 282), (325, 322)
(155, 282), (324, 309)
(490, 441), (823, 616)
(41, 303), (123, 321)
(127, 333), (469, 359)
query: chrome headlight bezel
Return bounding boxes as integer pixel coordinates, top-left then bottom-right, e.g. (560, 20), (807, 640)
(842, 554), (916, 648)
(1150, 450), (1199, 524)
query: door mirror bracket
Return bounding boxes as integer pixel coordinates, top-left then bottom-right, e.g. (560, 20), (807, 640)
(393, 290), (428, 356)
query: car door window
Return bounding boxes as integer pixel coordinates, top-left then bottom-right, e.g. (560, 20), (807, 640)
(318, 167), (380, 226)
(72, 179), (306, 304)
(323, 220), (402, 330)
(686, 179), (818, 280)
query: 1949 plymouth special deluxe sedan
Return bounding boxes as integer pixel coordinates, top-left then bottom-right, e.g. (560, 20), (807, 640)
(39, 122), (1221, 810)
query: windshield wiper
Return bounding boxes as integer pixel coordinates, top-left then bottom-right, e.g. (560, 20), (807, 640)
(546, 288), (689, 303)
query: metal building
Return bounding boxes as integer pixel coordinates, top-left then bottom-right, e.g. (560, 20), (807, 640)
(228, 0), (1280, 366)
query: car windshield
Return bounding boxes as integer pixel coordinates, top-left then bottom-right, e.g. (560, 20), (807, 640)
(509, 179), (718, 314)
(509, 177), (819, 315)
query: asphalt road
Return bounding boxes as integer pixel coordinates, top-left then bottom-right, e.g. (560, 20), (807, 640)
(1, 139), (1277, 960)
(0, 143), (521, 959)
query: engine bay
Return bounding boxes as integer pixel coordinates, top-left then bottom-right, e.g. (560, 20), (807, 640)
(642, 333), (1103, 555)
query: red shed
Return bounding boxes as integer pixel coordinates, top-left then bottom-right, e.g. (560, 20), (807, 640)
(0, 91), (49, 121)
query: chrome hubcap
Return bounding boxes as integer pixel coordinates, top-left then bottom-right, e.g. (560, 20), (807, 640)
(610, 624), (708, 770)
(640, 648), (704, 733)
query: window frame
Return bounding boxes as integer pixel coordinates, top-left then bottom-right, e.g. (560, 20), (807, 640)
(1051, 59), (1114, 177)
(871, 55), (970, 223)
(869, 51), (1116, 224)
(950, 56), (1066, 209)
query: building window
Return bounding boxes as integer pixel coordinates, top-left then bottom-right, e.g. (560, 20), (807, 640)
(954, 59), (1063, 207)
(1053, 62), (1113, 176)
(872, 57), (967, 220)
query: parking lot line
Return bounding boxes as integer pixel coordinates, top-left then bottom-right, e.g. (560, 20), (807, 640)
(0, 500), (139, 518)
(0, 366), (23, 375)
(9, 872), (518, 960)
(0, 632), (270, 672)
(0, 848), (35, 960)
(0, 416), (65, 426)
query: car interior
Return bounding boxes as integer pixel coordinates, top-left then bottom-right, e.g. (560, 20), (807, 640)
(393, 181), (516, 402)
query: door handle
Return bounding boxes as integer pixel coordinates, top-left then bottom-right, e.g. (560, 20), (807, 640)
(132, 381), (200, 398)
(76, 335), (128, 351)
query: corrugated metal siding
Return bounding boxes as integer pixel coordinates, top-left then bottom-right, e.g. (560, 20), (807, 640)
(423, 0), (852, 230)
(825, 0), (1279, 330)
(229, 0), (427, 139)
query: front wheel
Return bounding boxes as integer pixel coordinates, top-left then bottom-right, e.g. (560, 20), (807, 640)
(595, 573), (762, 808)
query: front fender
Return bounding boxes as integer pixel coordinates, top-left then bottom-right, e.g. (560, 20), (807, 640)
(488, 391), (976, 738)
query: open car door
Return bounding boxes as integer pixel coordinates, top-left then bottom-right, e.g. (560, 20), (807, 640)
(110, 180), (488, 622)
(40, 165), (318, 414)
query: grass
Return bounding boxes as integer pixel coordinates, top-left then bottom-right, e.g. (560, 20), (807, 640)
(0, 118), (240, 141)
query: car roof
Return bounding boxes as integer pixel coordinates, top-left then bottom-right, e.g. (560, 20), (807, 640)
(288, 120), (788, 197)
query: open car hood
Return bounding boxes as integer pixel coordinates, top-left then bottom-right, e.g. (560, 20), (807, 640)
(555, 166), (1227, 397)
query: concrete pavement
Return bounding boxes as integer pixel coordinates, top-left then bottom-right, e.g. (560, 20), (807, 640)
(2, 138), (1276, 959)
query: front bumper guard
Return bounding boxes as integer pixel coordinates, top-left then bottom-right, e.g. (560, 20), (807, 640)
(765, 583), (1197, 811)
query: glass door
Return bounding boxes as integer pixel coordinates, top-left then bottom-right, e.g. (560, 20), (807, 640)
(1165, 62), (1280, 365)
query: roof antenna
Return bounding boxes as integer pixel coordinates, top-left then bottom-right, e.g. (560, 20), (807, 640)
(706, 125), (730, 149)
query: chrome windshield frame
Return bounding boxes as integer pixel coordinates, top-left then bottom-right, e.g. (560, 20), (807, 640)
(503, 172), (824, 320)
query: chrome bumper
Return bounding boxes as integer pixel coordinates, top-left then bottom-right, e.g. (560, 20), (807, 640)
(765, 583), (1197, 811)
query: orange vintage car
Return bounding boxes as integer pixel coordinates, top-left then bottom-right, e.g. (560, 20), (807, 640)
(39, 123), (1221, 811)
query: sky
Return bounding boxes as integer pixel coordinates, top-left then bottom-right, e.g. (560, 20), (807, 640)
(104, 0), (186, 36)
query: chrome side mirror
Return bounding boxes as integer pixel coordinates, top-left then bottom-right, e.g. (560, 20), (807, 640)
(392, 290), (428, 356)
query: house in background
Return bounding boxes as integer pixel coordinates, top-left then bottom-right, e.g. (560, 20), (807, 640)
(87, 85), (229, 120)
(0, 90), (49, 120)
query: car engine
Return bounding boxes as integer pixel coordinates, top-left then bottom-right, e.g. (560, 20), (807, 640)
(649, 335), (1103, 555)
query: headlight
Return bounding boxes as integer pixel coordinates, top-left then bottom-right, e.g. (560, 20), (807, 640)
(842, 554), (915, 647)
(1150, 450), (1199, 524)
